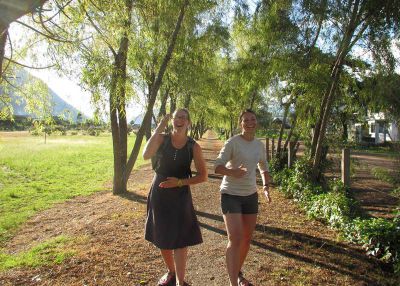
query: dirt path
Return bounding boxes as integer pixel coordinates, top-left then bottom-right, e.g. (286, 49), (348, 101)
(0, 132), (398, 285)
(350, 151), (399, 219)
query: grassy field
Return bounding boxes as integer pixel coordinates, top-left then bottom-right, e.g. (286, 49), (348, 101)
(0, 132), (145, 245)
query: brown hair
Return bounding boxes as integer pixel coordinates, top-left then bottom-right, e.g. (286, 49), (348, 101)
(238, 109), (256, 124)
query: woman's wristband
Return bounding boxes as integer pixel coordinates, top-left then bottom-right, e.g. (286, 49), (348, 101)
(177, 179), (183, 188)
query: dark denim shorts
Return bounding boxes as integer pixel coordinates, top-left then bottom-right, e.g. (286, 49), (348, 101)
(221, 192), (258, 214)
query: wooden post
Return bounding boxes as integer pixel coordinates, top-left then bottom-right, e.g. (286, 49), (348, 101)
(271, 138), (275, 158)
(288, 141), (293, 167)
(341, 148), (350, 188)
(375, 122), (380, 144)
(266, 137), (270, 161)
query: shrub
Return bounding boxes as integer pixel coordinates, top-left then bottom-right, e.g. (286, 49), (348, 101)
(344, 215), (400, 273)
(272, 157), (400, 274)
(306, 191), (353, 228)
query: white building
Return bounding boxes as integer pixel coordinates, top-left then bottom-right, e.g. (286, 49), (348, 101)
(365, 112), (398, 143)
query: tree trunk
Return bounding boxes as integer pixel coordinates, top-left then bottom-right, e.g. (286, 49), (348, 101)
(340, 113), (348, 142)
(310, 93), (327, 158)
(124, 0), (189, 184)
(191, 121), (198, 139)
(158, 87), (169, 120)
(170, 94), (177, 115)
(0, 26), (7, 82)
(144, 82), (153, 140)
(311, 0), (361, 179)
(110, 0), (133, 194)
(283, 113), (297, 151)
(277, 103), (289, 156)
(249, 90), (257, 109)
(184, 93), (191, 108)
(0, 0), (48, 34)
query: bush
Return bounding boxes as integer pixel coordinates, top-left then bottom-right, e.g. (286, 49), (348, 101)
(306, 191), (353, 228)
(272, 157), (400, 274)
(344, 215), (400, 273)
(84, 126), (101, 136)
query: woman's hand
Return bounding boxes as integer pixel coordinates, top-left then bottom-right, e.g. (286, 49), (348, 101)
(263, 185), (271, 202)
(154, 114), (171, 134)
(159, 177), (183, 188)
(230, 164), (247, 178)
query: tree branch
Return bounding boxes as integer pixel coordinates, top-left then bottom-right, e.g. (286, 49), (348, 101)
(4, 56), (55, 69)
(15, 20), (74, 43)
(80, 1), (117, 57)
(30, 0), (73, 24)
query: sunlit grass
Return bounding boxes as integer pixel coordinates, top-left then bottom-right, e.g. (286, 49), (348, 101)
(0, 235), (75, 270)
(0, 132), (145, 244)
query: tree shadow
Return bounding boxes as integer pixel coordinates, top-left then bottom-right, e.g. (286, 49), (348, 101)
(118, 191), (148, 205)
(120, 191), (383, 284)
(196, 211), (382, 285)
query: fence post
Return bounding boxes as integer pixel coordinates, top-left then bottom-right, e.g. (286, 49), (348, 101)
(271, 138), (275, 159)
(288, 141), (293, 167)
(341, 148), (350, 188)
(266, 137), (270, 161)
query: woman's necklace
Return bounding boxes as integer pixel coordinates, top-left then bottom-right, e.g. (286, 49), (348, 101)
(171, 135), (187, 160)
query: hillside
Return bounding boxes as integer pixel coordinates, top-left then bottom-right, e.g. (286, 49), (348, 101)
(1, 69), (84, 121)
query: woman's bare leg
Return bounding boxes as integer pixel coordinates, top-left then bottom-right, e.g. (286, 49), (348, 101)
(160, 249), (175, 273)
(224, 213), (243, 286)
(174, 247), (188, 285)
(239, 214), (257, 271)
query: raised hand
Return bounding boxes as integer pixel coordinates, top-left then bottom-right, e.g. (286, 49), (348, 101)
(155, 114), (171, 134)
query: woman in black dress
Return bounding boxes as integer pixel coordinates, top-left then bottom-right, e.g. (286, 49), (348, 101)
(143, 108), (207, 286)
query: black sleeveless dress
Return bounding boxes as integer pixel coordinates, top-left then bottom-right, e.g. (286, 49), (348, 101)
(145, 135), (203, 249)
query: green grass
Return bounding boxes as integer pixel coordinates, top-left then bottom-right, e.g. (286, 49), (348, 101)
(372, 167), (400, 186)
(350, 144), (400, 157)
(0, 235), (75, 270)
(0, 133), (145, 244)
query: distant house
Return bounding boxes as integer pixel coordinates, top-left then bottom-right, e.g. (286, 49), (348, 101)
(272, 117), (291, 129)
(354, 112), (399, 144)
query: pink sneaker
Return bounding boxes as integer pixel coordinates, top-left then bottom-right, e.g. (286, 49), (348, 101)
(238, 271), (253, 286)
(157, 272), (176, 286)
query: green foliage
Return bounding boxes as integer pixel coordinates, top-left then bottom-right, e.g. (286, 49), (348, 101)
(0, 236), (74, 270)
(272, 157), (400, 273)
(344, 214), (400, 273)
(306, 188), (354, 228)
(393, 187), (400, 198)
(272, 157), (322, 205)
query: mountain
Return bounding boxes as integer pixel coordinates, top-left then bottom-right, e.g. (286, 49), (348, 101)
(131, 113), (157, 126)
(2, 69), (85, 121)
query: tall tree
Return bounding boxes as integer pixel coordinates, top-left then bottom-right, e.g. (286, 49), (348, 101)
(310, 0), (400, 179)
(124, 0), (190, 191)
